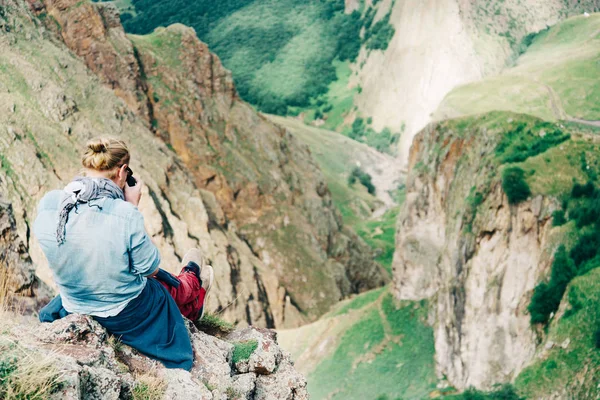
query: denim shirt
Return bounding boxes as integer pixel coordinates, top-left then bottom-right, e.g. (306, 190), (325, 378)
(33, 190), (161, 317)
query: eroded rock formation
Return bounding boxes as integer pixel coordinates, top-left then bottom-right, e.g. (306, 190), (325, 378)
(392, 115), (561, 389)
(0, 197), (52, 312)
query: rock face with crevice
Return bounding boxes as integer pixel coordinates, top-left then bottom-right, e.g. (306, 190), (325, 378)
(392, 115), (562, 389)
(0, 197), (52, 312)
(1, 313), (308, 399)
(0, 0), (387, 330)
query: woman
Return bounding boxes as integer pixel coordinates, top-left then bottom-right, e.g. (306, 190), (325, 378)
(33, 137), (214, 371)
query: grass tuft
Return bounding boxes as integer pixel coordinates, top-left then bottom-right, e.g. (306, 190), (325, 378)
(195, 313), (234, 337)
(132, 370), (167, 400)
(231, 340), (258, 364)
(0, 344), (64, 400)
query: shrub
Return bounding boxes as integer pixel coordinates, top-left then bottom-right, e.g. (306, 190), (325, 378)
(552, 210), (566, 226)
(119, 12), (133, 24)
(495, 122), (569, 164)
(348, 166), (376, 195)
(502, 167), (531, 204)
(458, 384), (523, 400)
(528, 246), (576, 324)
(571, 181), (596, 198)
(363, 13), (395, 51)
(570, 231), (600, 267)
(529, 283), (556, 324)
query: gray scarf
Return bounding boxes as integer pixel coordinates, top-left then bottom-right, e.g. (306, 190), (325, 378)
(56, 177), (124, 245)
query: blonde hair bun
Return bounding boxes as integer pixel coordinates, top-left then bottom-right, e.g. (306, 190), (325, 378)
(82, 137), (130, 177)
(88, 139), (108, 154)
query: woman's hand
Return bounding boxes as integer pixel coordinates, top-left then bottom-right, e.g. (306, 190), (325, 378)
(124, 178), (143, 207)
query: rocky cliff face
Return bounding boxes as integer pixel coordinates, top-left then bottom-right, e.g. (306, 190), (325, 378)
(354, 0), (600, 167)
(392, 114), (564, 389)
(0, 197), (52, 312)
(0, 313), (308, 399)
(0, 0), (386, 328)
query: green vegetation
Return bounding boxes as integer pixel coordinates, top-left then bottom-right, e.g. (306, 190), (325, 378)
(308, 291), (437, 400)
(195, 312), (234, 337)
(529, 176), (600, 324)
(363, 11), (395, 51)
(494, 121), (570, 164)
(331, 286), (388, 317)
(443, 385), (523, 400)
(501, 167), (531, 204)
(348, 166), (375, 195)
(512, 26), (550, 59)
(347, 117), (401, 154)
(121, 0), (396, 129)
(122, 0), (364, 114)
(436, 14), (600, 123)
(0, 348), (63, 399)
(529, 245), (575, 324)
(354, 208), (399, 272)
(516, 268), (600, 398)
(232, 340), (258, 364)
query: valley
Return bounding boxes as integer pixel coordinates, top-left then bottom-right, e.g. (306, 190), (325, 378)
(0, 0), (600, 399)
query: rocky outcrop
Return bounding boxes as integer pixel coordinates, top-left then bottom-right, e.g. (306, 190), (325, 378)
(1, 313), (307, 399)
(392, 115), (562, 389)
(0, 197), (52, 312)
(0, 0), (388, 328)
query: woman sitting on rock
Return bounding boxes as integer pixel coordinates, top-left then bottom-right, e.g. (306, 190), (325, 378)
(33, 137), (214, 371)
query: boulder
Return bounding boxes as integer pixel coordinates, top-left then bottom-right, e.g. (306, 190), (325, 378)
(2, 314), (308, 399)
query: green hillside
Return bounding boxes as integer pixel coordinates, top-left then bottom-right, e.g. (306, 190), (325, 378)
(278, 286), (439, 400)
(436, 14), (600, 124)
(119, 0), (388, 115)
(269, 116), (404, 272)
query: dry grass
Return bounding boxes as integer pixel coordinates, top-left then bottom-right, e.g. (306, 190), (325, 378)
(0, 338), (64, 399)
(0, 265), (17, 333)
(132, 368), (168, 400)
(0, 264), (12, 314)
(0, 265), (65, 398)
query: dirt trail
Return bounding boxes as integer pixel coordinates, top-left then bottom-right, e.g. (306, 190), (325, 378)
(532, 77), (600, 128)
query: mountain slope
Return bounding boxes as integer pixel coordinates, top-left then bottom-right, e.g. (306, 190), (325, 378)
(1, 0), (388, 329)
(120, 0), (362, 114)
(393, 109), (600, 392)
(268, 116), (404, 271)
(278, 286), (438, 400)
(354, 0), (600, 165)
(436, 13), (600, 124)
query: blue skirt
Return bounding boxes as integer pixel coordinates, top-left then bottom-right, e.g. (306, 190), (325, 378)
(40, 278), (194, 371)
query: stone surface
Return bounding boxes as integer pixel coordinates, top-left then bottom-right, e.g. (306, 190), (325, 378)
(228, 327), (282, 375)
(1, 313), (308, 399)
(0, 197), (52, 313)
(392, 118), (560, 389)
